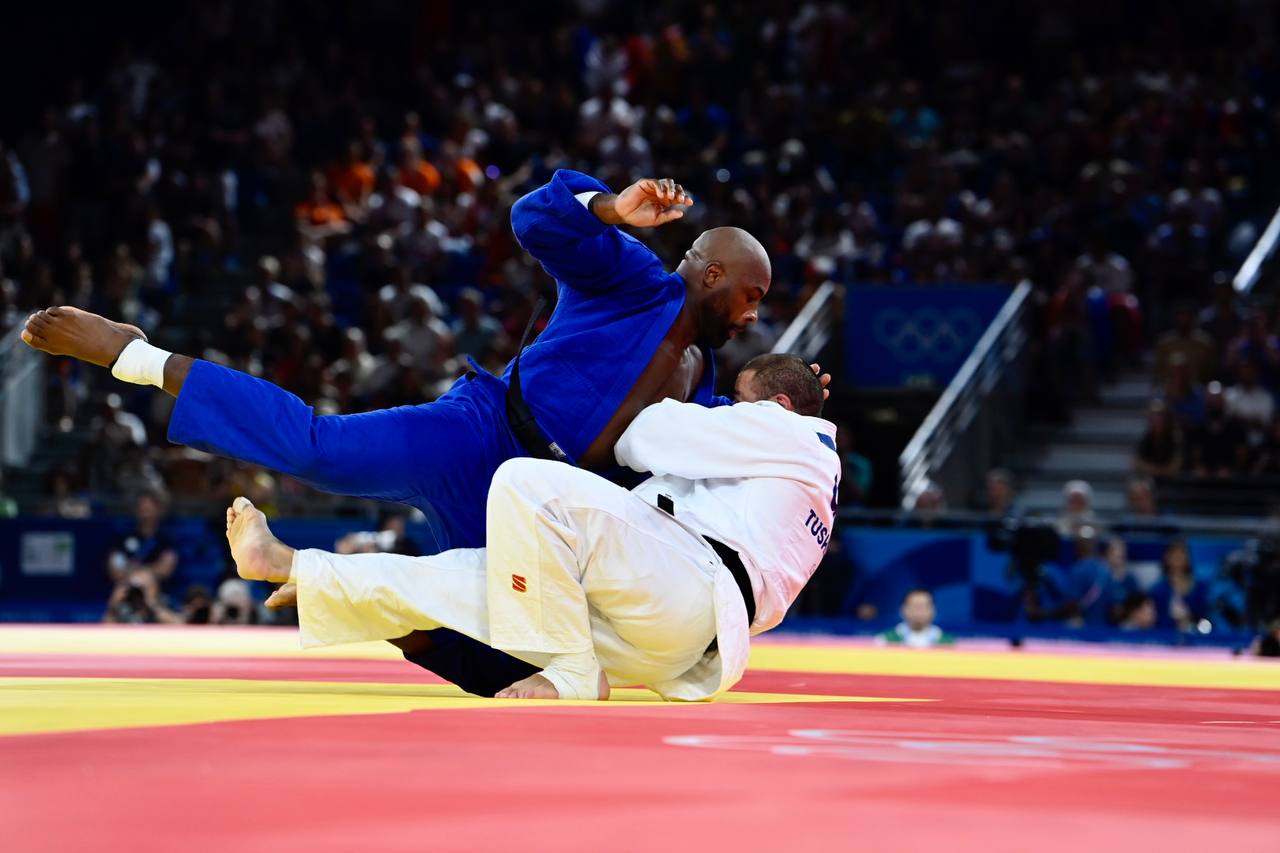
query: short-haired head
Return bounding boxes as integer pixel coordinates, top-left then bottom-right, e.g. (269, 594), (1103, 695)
(735, 353), (824, 416)
(679, 227), (771, 347)
(900, 588), (936, 631)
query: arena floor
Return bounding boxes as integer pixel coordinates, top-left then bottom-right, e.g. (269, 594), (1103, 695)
(2, 626), (1278, 853)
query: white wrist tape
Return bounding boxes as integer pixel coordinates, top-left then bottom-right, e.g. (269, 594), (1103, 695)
(110, 339), (172, 388)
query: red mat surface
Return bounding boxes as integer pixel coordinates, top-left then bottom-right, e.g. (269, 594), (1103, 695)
(3, 643), (1279, 853)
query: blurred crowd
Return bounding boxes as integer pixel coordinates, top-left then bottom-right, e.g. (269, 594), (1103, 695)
(2, 1), (1278, 518)
(1134, 300), (1280, 479)
(1, 2), (1280, 622)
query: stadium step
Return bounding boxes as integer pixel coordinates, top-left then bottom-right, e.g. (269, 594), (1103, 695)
(1010, 368), (1151, 519)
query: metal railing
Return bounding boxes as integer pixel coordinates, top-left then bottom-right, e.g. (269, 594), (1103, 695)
(898, 282), (1032, 509)
(772, 281), (839, 360)
(1233, 202), (1280, 295)
(0, 324), (44, 468)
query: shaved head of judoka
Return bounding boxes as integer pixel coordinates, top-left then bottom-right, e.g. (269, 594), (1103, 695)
(734, 353), (824, 417)
(676, 227), (771, 348)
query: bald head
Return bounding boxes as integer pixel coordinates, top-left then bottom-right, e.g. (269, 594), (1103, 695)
(689, 227), (771, 279)
(677, 227), (771, 347)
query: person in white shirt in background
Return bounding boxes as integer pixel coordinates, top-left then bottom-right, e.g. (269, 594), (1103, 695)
(225, 354), (840, 702)
(1225, 360), (1275, 447)
(878, 589), (955, 648)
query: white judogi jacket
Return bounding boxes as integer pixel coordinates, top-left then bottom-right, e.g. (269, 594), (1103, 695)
(615, 399), (841, 699)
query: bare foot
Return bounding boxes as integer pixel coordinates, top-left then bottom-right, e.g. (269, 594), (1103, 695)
(225, 497), (294, 583)
(264, 582), (297, 608)
(495, 670), (610, 700)
(21, 306), (148, 367)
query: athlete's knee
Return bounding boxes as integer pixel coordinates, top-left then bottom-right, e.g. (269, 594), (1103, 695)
(491, 457), (563, 494)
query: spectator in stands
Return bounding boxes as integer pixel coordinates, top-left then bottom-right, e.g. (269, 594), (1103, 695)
(105, 490), (177, 586)
(1150, 540), (1210, 632)
(366, 166), (421, 234)
(1075, 231), (1133, 298)
(1225, 309), (1280, 390)
(888, 81), (941, 145)
(983, 467), (1020, 518)
(1125, 475), (1160, 518)
(104, 567), (180, 624)
(1056, 480), (1098, 537)
(1161, 355), (1206, 432)
(1069, 530), (1140, 627)
(878, 589), (954, 648)
(1154, 306), (1216, 387)
(1188, 382), (1247, 477)
(294, 171), (349, 240)
(211, 578), (260, 625)
(327, 140), (375, 214)
(1224, 360), (1275, 445)
(1116, 591), (1158, 631)
(396, 140), (441, 198)
(451, 288), (504, 361)
(1133, 400), (1183, 477)
(383, 293), (454, 369)
(181, 584), (212, 624)
(39, 467), (92, 518)
(334, 510), (422, 558)
(1198, 275), (1243, 355)
(910, 481), (947, 527)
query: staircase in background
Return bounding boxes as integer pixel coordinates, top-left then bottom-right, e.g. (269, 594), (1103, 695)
(1011, 370), (1150, 516)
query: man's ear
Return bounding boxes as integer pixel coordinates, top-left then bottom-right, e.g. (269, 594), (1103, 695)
(773, 393), (794, 412)
(703, 261), (724, 288)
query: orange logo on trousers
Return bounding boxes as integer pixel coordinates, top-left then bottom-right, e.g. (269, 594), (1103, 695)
(512, 575), (527, 593)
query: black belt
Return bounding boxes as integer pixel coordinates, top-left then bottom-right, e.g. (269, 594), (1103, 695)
(505, 298), (571, 463)
(657, 494), (756, 626)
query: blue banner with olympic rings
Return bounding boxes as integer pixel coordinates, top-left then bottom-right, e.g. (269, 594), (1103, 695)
(845, 284), (1012, 388)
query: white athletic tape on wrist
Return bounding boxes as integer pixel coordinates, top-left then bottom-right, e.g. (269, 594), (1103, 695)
(110, 338), (172, 388)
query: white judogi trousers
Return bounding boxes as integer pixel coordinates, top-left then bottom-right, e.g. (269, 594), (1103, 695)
(294, 459), (722, 698)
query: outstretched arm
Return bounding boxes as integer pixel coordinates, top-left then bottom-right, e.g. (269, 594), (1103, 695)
(511, 170), (693, 294)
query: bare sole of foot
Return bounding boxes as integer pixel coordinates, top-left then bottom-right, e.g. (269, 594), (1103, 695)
(495, 670), (610, 700)
(225, 497), (294, 583)
(21, 306), (148, 367)
(265, 582), (297, 608)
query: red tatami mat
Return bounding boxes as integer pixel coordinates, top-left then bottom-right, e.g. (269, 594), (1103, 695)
(2, 628), (1278, 853)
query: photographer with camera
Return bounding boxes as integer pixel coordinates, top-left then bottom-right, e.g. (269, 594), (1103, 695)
(103, 490), (180, 624)
(989, 517), (1080, 625)
(104, 568), (180, 624)
(1220, 531), (1280, 650)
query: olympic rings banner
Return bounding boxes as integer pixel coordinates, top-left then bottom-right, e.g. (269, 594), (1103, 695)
(845, 285), (1012, 388)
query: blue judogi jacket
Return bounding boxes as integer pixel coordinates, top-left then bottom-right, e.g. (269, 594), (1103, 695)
(168, 169), (728, 549)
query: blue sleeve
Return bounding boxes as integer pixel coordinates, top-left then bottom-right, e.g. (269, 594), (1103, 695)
(706, 395), (734, 408)
(510, 169), (663, 293)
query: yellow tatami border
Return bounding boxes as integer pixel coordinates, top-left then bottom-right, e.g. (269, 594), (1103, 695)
(0, 677), (923, 737)
(748, 644), (1280, 692)
(2, 625), (1278, 692)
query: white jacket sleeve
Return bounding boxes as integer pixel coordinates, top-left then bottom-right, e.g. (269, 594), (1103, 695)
(615, 399), (820, 483)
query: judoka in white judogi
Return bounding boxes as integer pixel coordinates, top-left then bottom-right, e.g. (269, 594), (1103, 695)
(239, 363), (840, 701)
